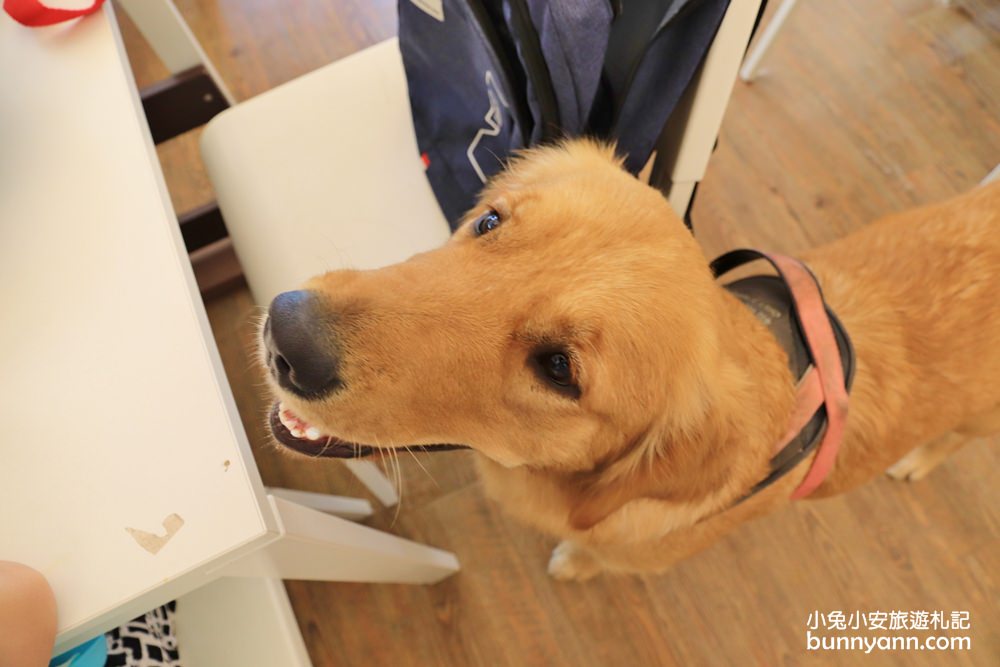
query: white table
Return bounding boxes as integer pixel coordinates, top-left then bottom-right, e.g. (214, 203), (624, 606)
(0, 5), (458, 663)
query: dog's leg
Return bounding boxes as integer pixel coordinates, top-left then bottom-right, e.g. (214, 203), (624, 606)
(886, 432), (967, 481)
(547, 541), (603, 581)
(887, 406), (1000, 481)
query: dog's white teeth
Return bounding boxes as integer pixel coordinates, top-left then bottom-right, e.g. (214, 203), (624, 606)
(277, 403), (326, 440)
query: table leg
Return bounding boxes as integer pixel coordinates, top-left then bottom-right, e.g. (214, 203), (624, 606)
(266, 487), (373, 521)
(219, 495), (459, 584)
(176, 577), (312, 667)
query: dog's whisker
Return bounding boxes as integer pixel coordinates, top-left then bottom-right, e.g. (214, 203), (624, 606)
(316, 436), (334, 458)
(403, 445), (440, 488)
(390, 446), (404, 527)
(485, 146), (506, 171)
(371, 432), (405, 527)
(380, 435), (396, 487)
(392, 423), (441, 488)
(375, 443), (388, 478)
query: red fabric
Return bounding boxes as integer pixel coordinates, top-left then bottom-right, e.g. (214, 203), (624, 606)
(765, 253), (850, 499)
(3, 0), (105, 27)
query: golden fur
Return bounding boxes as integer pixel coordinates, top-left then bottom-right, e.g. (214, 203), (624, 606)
(271, 140), (1000, 579)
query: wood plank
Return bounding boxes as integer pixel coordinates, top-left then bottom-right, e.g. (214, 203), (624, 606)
(179, 201), (228, 252)
(189, 238), (245, 300)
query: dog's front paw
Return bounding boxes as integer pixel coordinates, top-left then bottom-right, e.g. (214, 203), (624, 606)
(886, 438), (960, 482)
(886, 452), (925, 481)
(547, 541), (602, 581)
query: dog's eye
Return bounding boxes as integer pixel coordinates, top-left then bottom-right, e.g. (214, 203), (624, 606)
(531, 348), (581, 399)
(473, 209), (502, 236)
(541, 352), (572, 386)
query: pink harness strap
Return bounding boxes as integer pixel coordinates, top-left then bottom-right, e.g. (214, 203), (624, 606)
(763, 253), (850, 499)
(774, 366), (823, 455)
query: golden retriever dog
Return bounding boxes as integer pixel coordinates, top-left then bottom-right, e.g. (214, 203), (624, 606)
(263, 140), (1000, 579)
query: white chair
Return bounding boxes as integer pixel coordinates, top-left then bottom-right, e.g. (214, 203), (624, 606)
(202, 39), (448, 506)
(200, 2), (763, 505)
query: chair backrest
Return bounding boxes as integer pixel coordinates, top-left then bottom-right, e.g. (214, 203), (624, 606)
(398, 0), (732, 228)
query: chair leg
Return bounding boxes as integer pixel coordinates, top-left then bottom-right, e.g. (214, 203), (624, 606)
(739, 0), (801, 82)
(982, 163), (1000, 185)
(343, 459), (400, 507)
(117, 0), (234, 104)
(220, 495), (460, 584)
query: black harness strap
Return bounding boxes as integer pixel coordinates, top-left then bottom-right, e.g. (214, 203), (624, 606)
(712, 250), (855, 501)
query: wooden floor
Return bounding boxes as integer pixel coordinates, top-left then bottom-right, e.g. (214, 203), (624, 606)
(120, 1), (1000, 665)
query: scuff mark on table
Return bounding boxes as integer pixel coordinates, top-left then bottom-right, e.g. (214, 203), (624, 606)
(126, 513), (185, 555)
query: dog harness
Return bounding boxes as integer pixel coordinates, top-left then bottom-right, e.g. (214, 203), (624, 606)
(712, 249), (855, 500)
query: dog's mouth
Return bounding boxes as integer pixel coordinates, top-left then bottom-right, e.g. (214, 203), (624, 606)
(268, 402), (468, 458)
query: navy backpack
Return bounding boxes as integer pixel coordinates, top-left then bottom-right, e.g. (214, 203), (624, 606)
(398, 0), (737, 228)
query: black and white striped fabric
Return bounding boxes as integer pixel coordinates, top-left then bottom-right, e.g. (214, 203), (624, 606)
(104, 602), (181, 667)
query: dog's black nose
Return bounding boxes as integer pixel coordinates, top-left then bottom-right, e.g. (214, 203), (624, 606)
(264, 290), (341, 398)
